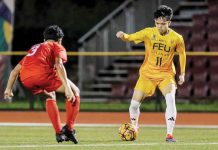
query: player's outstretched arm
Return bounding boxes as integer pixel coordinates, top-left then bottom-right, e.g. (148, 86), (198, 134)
(4, 64), (21, 100)
(116, 29), (147, 44)
(55, 57), (75, 102)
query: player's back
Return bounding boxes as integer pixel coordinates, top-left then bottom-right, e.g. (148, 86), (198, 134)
(20, 41), (66, 80)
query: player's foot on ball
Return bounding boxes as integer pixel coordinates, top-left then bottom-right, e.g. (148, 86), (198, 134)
(62, 125), (78, 144)
(131, 124), (139, 132)
(166, 134), (176, 142)
(56, 133), (67, 143)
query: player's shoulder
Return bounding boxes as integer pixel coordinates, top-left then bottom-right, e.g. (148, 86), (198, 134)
(170, 28), (183, 38)
(170, 28), (184, 41)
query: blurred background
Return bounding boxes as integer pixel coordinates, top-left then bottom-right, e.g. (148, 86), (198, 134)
(1, 0), (218, 112)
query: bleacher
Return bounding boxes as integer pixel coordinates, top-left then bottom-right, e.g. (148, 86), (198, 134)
(177, 0), (218, 101)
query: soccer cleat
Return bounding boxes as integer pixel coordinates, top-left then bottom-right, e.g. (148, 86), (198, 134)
(166, 134), (176, 142)
(61, 125), (78, 144)
(56, 133), (67, 143)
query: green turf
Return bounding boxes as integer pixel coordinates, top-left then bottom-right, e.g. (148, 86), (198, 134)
(1, 100), (218, 112)
(0, 126), (218, 150)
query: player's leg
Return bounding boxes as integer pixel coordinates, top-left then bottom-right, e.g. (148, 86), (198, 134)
(159, 78), (177, 142)
(55, 79), (79, 144)
(56, 79), (80, 129)
(129, 90), (144, 130)
(129, 76), (156, 130)
(65, 79), (80, 129)
(21, 75), (66, 142)
(43, 91), (66, 142)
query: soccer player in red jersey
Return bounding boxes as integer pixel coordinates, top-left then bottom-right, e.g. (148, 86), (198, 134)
(4, 25), (80, 144)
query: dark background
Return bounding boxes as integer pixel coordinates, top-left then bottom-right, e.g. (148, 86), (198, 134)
(12, 0), (124, 52)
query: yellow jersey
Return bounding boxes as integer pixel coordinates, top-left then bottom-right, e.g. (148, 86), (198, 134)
(122, 27), (186, 78)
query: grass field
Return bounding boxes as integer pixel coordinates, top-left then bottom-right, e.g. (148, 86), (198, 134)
(0, 125), (218, 150)
(1, 100), (218, 112)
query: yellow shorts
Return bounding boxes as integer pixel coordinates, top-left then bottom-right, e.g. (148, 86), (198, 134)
(134, 73), (176, 97)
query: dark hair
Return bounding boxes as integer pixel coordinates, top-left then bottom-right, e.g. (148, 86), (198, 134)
(43, 25), (64, 41)
(154, 5), (173, 21)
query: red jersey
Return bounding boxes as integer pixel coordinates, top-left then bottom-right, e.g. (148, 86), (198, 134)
(19, 41), (67, 80)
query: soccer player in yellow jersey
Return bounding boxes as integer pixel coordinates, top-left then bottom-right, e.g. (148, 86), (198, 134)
(116, 5), (186, 142)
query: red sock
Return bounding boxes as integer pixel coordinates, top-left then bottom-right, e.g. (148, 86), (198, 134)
(46, 99), (62, 134)
(66, 96), (80, 130)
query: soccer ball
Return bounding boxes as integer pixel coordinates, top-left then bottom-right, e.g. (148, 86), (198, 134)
(118, 123), (138, 141)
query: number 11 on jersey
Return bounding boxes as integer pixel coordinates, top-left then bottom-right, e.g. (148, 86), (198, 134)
(156, 57), (162, 66)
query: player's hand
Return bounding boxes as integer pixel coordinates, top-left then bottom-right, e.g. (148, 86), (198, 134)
(4, 89), (13, 100)
(116, 31), (125, 38)
(65, 87), (75, 102)
(178, 73), (185, 85)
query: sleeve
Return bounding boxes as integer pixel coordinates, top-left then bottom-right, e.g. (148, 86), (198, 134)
(53, 43), (67, 63)
(121, 28), (150, 44)
(176, 35), (186, 74)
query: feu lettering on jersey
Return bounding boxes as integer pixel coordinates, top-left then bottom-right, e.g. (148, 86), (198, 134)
(150, 31), (174, 69)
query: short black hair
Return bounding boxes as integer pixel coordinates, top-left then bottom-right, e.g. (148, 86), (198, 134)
(43, 25), (64, 41)
(154, 5), (173, 21)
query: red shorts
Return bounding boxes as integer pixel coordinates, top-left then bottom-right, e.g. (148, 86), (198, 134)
(20, 72), (62, 95)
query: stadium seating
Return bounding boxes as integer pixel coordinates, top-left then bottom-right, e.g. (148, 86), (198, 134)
(185, 57), (192, 70)
(191, 27), (206, 41)
(208, 82), (218, 98)
(192, 68), (208, 84)
(174, 26), (190, 39)
(208, 14), (218, 29)
(208, 57), (218, 69)
(111, 83), (127, 99)
(206, 58), (218, 99)
(192, 14), (208, 29)
(192, 82), (209, 99)
(208, 0), (218, 14)
(208, 70), (218, 83)
(192, 39), (208, 51)
(208, 29), (218, 51)
(191, 57), (208, 69)
(177, 82), (192, 98)
(184, 69), (192, 82)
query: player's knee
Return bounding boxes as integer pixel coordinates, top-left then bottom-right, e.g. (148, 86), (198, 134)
(162, 84), (176, 96)
(129, 100), (141, 110)
(46, 96), (56, 100)
(44, 91), (56, 99)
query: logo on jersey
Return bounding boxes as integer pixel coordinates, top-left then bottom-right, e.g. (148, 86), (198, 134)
(151, 34), (156, 40)
(153, 43), (171, 52)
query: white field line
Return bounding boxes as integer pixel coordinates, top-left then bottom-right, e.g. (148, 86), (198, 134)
(1, 143), (218, 148)
(0, 123), (218, 128)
